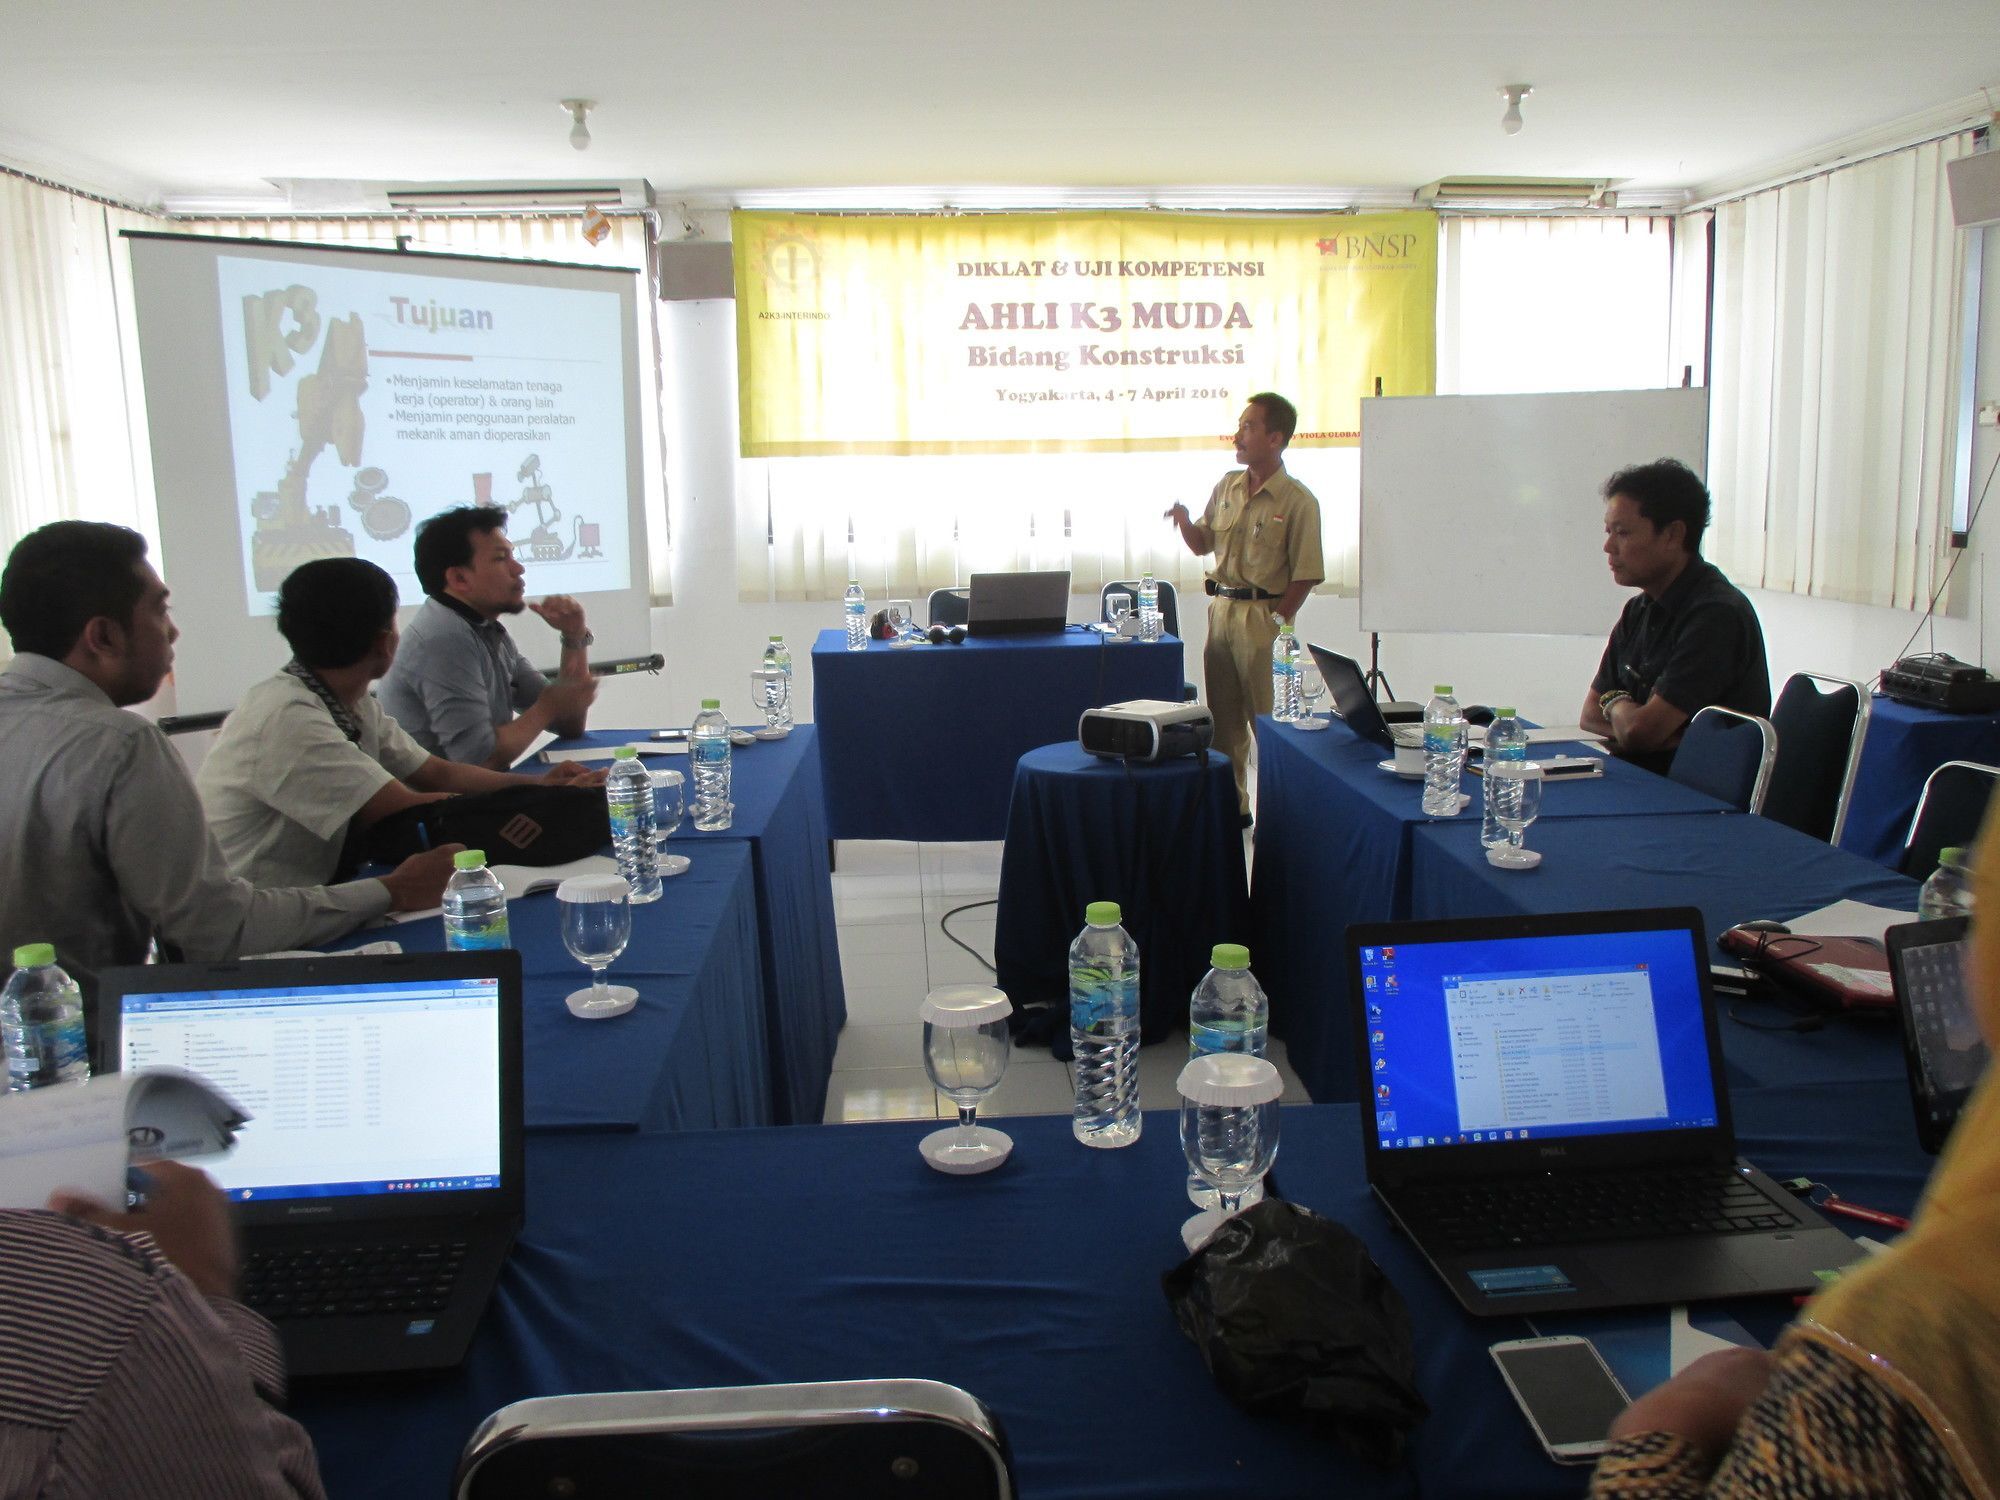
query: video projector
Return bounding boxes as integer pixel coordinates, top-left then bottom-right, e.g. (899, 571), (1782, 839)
(1078, 700), (1214, 762)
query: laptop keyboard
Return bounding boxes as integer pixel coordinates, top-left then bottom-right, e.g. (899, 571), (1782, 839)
(241, 1241), (470, 1322)
(1395, 1166), (1801, 1253)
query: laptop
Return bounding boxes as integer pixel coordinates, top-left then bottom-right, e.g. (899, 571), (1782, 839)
(967, 570), (1070, 636)
(101, 950), (524, 1378)
(1886, 917), (1988, 1153)
(1347, 908), (1860, 1316)
(1309, 643), (1422, 749)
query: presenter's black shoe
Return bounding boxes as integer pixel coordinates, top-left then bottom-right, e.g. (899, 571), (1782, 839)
(1240, 812), (1254, 830)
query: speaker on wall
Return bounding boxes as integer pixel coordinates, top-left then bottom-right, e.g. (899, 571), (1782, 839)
(1946, 147), (2000, 230)
(657, 240), (736, 301)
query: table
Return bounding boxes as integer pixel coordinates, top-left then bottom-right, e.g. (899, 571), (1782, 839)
(1251, 719), (1737, 1103)
(568, 726), (846, 1125)
(295, 1086), (1936, 1500)
(994, 743), (1249, 1055)
(342, 843), (770, 1133)
(1837, 694), (2000, 866)
(1408, 814), (1920, 1090)
(812, 629), (1185, 841)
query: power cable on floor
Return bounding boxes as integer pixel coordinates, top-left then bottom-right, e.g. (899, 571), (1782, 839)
(938, 898), (998, 976)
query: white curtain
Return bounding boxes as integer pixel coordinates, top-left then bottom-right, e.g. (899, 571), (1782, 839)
(1706, 134), (1972, 609)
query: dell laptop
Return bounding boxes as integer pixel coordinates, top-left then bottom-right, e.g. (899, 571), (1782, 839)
(101, 950), (525, 1378)
(1309, 643), (1422, 749)
(967, 570), (1070, 636)
(1347, 908), (1859, 1316)
(1886, 916), (1988, 1153)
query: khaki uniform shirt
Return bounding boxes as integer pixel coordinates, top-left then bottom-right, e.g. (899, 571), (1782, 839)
(1199, 467), (1326, 596)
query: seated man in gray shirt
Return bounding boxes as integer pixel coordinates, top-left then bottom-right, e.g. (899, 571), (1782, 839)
(377, 505), (597, 768)
(0, 523), (459, 1040)
(200, 557), (598, 888)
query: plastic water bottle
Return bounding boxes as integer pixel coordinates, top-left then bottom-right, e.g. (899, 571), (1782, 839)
(1270, 626), (1302, 723)
(606, 748), (664, 901)
(2, 945), (89, 1092)
(1480, 707), (1529, 848)
(1421, 684), (1468, 817)
(762, 634), (794, 730)
(1187, 943), (1269, 1205)
(442, 851), (513, 951)
(691, 699), (734, 832)
(844, 579), (868, 651)
(1137, 572), (1161, 642)
(1070, 901), (1141, 1148)
(1919, 847), (1975, 920)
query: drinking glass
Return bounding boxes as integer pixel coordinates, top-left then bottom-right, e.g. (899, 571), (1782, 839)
(1105, 592), (1134, 639)
(1177, 1054), (1282, 1252)
(650, 767), (690, 877)
(884, 598), (919, 647)
(556, 873), (636, 1018)
(1294, 659), (1329, 730)
(1488, 761), (1546, 868)
(918, 985), (1015, 1174)
(750, 668), (790, 737)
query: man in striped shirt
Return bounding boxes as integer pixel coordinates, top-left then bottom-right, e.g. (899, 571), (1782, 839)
(0, 1161), (323, 1497)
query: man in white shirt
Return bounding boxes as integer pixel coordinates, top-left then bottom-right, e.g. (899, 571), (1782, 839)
(200, 558), (598, 889)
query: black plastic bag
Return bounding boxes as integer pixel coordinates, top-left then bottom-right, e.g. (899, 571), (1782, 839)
(1162, 1198), (1428, 1464)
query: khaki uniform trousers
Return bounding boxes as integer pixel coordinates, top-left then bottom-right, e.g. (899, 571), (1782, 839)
(1203, 596), (1281, 815)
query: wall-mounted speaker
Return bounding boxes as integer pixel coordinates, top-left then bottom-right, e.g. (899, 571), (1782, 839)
(657, 240), (736, 301)
(1946, 147), (2000, 230)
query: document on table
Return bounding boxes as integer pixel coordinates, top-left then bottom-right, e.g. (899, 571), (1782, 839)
(1780, 900), (1922, 944)
(509, 729), (559, 770)
(543, 741), (685, 762)
(0, 1068), (249, 1209)
(385, 854), (621, 924)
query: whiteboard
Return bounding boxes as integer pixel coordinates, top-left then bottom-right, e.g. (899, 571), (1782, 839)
(1359, 389), (1709, 636)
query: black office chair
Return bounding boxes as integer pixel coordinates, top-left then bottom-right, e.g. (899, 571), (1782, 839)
(1668, 706), (1778, 813)
(928, 587), (970, 628)
(455, 1380), (1015, 1500)
(1761, 673), (1869, 843)
(1899, 760), (2000, 882)
(1100, 579), (1195, 701)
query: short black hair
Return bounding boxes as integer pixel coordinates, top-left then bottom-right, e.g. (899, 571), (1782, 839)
(413, 505), (509, 597)
(0, 521), (150, 660)
(1248, 392), (1298, 447)
(1604, 459), (1711, 555)
(277, 558), (399, 669)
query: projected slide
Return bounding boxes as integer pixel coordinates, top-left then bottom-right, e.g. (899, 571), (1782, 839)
(215, 253), (630, 613)
(1446, 968), (1669, 1132)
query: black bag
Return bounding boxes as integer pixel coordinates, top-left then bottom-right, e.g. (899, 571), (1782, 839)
(1162, 1198), (1429, 1464)
(360, 784), (611, 868)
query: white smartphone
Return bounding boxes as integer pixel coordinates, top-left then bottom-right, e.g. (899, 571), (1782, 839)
(1489, 1335), (1631, 1465)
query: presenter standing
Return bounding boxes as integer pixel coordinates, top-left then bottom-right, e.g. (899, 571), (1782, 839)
(1166, 393), (1324, 823)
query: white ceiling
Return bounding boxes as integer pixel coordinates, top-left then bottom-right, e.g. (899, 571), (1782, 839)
(3, 1), (1997, 210)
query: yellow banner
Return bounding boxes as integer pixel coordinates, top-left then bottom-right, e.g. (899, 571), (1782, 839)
(733, 210), (1436, 457)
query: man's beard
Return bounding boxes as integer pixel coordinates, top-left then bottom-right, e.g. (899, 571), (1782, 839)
(498, 596), (527, 615)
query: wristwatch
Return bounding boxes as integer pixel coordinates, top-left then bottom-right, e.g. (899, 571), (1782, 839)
(561, 630), (594, 651)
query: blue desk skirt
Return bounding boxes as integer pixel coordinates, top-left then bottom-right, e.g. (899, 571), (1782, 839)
(339, 843), (770, 1133)
(812, 628), (1185, 841)
(295, 1090), (1935, 1500)
(1837, 694), (2000, 866)
(994, 742), (1249, 1054)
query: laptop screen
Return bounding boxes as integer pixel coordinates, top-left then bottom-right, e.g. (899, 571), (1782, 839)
(119, 975), (505, 1203)
(1359, 925), (1719, 1153)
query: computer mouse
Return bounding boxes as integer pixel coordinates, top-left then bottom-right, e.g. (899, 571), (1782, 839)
(1737, 919), (1791, 935)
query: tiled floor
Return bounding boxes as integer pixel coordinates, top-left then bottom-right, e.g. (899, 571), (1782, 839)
(823, 838), (1309, 1123)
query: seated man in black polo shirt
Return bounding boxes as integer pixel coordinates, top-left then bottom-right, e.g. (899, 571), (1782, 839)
(1580, 459), (1770, 775)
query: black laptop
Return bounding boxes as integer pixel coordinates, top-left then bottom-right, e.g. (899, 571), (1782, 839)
(1347, 908), (1860, 1316)
(1886, 916), (1988, 1153)
(967, 570), (1070, 635)
(1308, 643), (1422, 750)
(102, 950), (524, 1378)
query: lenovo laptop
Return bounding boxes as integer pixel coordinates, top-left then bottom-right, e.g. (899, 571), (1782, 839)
(101, 950), (524, 1378)
(967, 570), (1070, 636)
(1347, 908), (1859, 1316)
(1309, 643), (1422, 749)
(1886, 916), (1988, 1153)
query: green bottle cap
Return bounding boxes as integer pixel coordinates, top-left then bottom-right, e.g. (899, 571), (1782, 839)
(453, 850), (487, 870)
(12, 943), (54, 968)
(1940, 847), (1967, 866)
(702, 698), (721, 710)
(1211, 943), (1250, 970)
(1497, 706), (1517, 717)
(613, 746), (638, 759)
(769, 634), (784, 642)
(1085, 901), (1122, 925)
(1434, 684), (1453, 695)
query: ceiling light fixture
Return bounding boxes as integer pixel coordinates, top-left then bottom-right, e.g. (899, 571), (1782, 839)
(561, 99), (595, 152)
(1499, 85), (1532, 137)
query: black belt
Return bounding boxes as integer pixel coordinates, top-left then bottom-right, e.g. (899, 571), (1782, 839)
(1205, 580), (1278, 601)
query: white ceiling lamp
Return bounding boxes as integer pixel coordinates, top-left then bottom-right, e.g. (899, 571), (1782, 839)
(561, 99), (595, 152)
(1499, 85), (1532, 137)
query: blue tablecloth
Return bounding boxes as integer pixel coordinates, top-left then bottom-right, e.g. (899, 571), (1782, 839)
(812, 628), (1185, 841)
(994, 742), (1249, 1055)
(1837, 694), (2000, 866)
(567, 727), (846, 1125)
(1407, 815), (1920, 1090)
(337, 843), (770, 1133)
(295, 1088), (1936, 1500)
(1251, 719), (1736, 1104)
